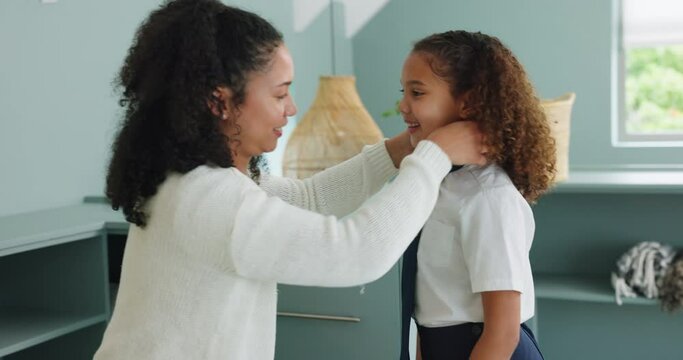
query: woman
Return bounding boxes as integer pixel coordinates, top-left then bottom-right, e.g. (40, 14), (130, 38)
(94, 1), (485, 359)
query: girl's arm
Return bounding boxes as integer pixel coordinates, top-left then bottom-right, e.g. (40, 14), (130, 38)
(470, 290), (521, 360)
(416, 333), (423, 360)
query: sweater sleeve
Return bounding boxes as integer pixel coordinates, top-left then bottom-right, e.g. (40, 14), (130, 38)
(258, 141), (397, 216)
(230, 141), (450, 287)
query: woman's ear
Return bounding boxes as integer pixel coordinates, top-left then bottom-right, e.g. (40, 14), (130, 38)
(208, 86), (233, 119)
(211, 86), (240, 140)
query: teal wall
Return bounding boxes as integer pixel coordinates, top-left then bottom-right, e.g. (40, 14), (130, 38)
(352, 0), (683, 170)
(7, 0), (680, 214)
(0, 0), (350, 217)
(0, 0), (158, 217)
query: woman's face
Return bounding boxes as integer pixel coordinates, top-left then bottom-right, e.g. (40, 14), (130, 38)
(399, 52), (466, 148)
(225, 45), (297, 161)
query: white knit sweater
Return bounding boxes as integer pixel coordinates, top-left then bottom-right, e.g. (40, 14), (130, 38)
(93, 141), (450, 360)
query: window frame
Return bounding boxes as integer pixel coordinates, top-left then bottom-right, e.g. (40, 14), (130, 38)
(613, 0), (683, 147)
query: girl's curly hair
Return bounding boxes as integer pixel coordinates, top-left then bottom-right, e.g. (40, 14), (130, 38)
(659, 251), (683, 312)
(414, 31), (556, 202)
(106, 0), (282, 226)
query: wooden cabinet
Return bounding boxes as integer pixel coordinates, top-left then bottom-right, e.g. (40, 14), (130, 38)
(528, 170), (683, 359)
(0, 204), (121, 360)
(275, 266), (401, 360)
(0, 202), (406, 359)
(2, 169), (683, 360)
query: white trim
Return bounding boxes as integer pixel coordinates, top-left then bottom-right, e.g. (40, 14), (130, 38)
(623, 0), (683, 48)
(611, 0), (625, 146)
(614, 0), (683, 146)
(571, 163), (683, 171)
(615, 135), (683, 149)
(293, 0), (390, 37)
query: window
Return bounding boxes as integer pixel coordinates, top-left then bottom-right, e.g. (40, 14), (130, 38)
(617, 0), (683, 144)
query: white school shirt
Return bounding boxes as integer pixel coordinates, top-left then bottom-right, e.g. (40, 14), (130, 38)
(414, 164), (536, 327)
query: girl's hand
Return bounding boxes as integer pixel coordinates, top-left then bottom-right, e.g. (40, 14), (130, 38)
(427, 121), (487, 166)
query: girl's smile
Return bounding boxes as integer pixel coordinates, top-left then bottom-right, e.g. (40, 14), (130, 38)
(399, 52), (467, 148)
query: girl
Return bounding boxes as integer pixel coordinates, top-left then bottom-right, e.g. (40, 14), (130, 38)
(399, 31), (555, 360)
(94, 1), (486, 359)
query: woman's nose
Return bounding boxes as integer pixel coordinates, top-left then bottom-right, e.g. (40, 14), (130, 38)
(286, 97), (297, 117)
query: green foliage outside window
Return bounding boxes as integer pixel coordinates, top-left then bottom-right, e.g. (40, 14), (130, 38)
(626, 45), (683, 134)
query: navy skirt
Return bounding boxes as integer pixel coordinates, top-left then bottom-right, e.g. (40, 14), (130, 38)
(417, 322), (544, 360)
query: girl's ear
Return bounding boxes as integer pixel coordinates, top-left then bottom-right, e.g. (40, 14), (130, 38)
(458, 91), (475, 119)
(208, 86), (233, 119)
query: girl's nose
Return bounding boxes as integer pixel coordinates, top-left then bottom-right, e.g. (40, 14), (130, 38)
(398, 97), (409, 115)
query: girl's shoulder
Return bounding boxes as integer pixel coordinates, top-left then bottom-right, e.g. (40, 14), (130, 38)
(443, 164), (514, 195)
(440, 164), (528, 212)
(433, 165), (532, 230)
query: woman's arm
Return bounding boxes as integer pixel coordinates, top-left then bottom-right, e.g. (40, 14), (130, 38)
(260, 120), (483, 217)
(259, 139), (399, 217)
(260, 131), (413, 217)
(230, 141), (450, 286)
(470, 291), (521, 360)
(229, 122), (484, 286)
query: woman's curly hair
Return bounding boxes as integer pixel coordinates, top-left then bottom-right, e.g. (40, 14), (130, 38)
(106, 0), (282, 226)
(414, 31), (556, 202)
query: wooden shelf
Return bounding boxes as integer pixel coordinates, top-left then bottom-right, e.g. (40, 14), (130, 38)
(0, 307), (107, 357)
(0, 196), (674, 358)
(0, 206), (115, 358)
(553, 170), (683, 194)
(535, 273), (658, 306)
(0, 204), (125, 257)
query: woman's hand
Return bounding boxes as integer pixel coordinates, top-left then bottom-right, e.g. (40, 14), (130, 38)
(427, 121), (487, 166)
(385, 130), (414, 168)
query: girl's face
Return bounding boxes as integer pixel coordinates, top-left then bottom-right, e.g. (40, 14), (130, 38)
(399, 52), (467, 148)
(223, 45), (297, 161)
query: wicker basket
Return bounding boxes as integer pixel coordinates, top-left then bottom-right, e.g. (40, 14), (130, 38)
(541, 92), (576, 183)
(283, 76), (384, 179)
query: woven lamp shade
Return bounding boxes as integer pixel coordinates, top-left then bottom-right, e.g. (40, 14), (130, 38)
(283, 76), (383, 179)
(541, 92), (576, 183)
